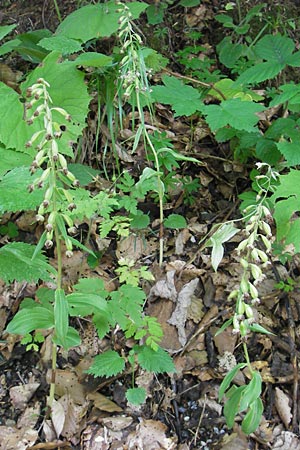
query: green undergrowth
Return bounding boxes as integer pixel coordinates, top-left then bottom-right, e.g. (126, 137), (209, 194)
(0, 0), (299, 432)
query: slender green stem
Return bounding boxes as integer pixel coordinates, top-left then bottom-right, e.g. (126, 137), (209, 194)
(52, 0), (62, 22)
(243, 341), (254, 375)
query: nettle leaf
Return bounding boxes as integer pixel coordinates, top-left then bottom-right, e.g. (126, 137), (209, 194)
(236, 34), (300, 85)
(202, 98), (264, 132)
(126, 388), (146, 405)
(22, 51), (90, 155)
(0, 166), (44, 214)
(39, 35), (83, 55)
(0, 242), (56, 283)
(136, 345), (175, 373)
(56, 2), (148, 43)
(87, 350), (125, 377)
(0, 145), (33, 178)
(6, 306), (54, 335)
(277, 140), (300, 166)
(74, 52), (112, 68)
(151, 75), (202, 116)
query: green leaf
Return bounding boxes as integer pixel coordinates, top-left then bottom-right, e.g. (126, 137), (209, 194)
(6, 307), (54, 335)
(0, 242), (56, 283)
(56, 2), (148, 43)
(218, 363), (247, 401)
(67, 292), (108, 317)
(236, 61), (284, 86)
(206, 223), (239, 271)
(53, 326), (81, 349)
(164, 214), (187, 229)
(126, 388), (146, 405)
(54, 289), (69, 348)
(87, 350), (125, 377)
(242, 397), (263, 434)
(209, 78), (263, 101)
(0, 146), (33, 178)
(249, 323), (275, 335)
(39, 35), (83, 55)
(0, 24), (16, 41)
(277, 140), (300, 166)
(74, 52), (112, 68)
(73, 277), (106, 295)
(130, 212), (150, 229)
(239, 372), (262, 412)
(151, 75), (202, 116)
(224, 386), (244, 428)
(269, 84), (300, 107)
(0, 166), (44, 213)
(136, 345), (175, 373)
(180, 0), (201, 6)
(3, 29), (51, 63)
(202, 99), (264, 132)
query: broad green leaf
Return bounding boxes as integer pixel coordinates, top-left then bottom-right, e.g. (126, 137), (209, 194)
(239, 372), (262, 412)
(73, 277), (106, 295)
(87, 350), (125, 377)
(74, 52), (112, 68)
(126, 388), (146, 405)
(242, 397), (263, 434)
(136, 345), (175, 373)
(39, 35), (83, 55)
(218, 363), (247, 400)
(224, 386), (244, 428)
(151, 75), (202, 116)
(0, 24), (16, 41)
(0, 166), (44, 214)
(0, 38), (21, 57)
(130, 212), (150, 229)
(56, 2), (148, 43)
(269, 84), (300, 107)
(2, 29), (51, 63)
(0, 242), (56, 283)
(54, 289), (69, 348)
(218, 38), (245, 68)
(209, 78), (263, 101)
(180, 0), (201, 6)
(67, 292), (108, 317)
(255, 34), (295, 62)
(236, 61), (284, 86)
(164, 214), (187, 229)
(0, 145), (33, 178)
(277, 140), (300, 166)
(53, 326), (81, 349)
(202, 98), (264, 132)
(6, 307), (54, 335)
(22, 51), (90, 155)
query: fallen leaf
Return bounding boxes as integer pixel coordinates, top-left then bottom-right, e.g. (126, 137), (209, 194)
(51, 398), (65, 438)
(87, 392), (123, 413)
(275, 387), (292, 429)
(9, 382), (40, 410)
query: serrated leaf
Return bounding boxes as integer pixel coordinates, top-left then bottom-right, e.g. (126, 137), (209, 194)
(151, 75), (202, 116)
(126, 388), (146, 405)
(0, 166), (44, 214)
(202, 98), (264, 132)
(236, 61), (284, 86)
(0, 146), (33, 178)
(277, 140), (300, 166)
(56, 2), (148, 43)
(39, 35), (83, 54)
(242, 397), (263, 434)
(137, 345), (175, 373)
(87, 350), (125, 377)
(164, 214), (187, 229)
(219, 363), (247, 400)
(74, 52), (112, 67)
(0, 242), (56, 283)
(6, 306), (54, 335)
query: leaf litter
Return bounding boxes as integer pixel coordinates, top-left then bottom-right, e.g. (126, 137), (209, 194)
(1, 1), (300, 449)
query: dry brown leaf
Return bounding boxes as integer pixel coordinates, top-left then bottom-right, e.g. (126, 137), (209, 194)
(51, 398), (65, 438)
(149, 270), (177, 302)
(175, 229), (191, 255)
(275, 387), (292, 429)
(273, 430), (300, 449)
(116, 234), (149, 261)
(213, 326), (237, 355)
(17, 401), (40, 429)
(101, 416), (133, 431)
(81, 424), (110, 450)
(43, 419), (57, 442)
(0, 426), (38, 450)
(125, 419), (177, 449)
(87, 392), (123, 413)
(59, 394), (87, 441)
(168, 278), (199, 346)
(9, 382), (40, 410)
(46, 369), (86, 405)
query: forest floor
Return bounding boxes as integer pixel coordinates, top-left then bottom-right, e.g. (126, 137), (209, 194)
(1, 1), (300, 449)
